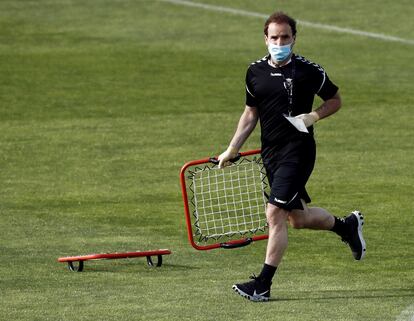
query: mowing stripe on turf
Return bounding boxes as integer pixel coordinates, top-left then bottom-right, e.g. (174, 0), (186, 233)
(160, 0), (414, 45)
(396, 304), (414, 321)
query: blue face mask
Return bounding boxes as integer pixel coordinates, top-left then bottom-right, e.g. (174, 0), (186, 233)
(268, 42), (293, 62)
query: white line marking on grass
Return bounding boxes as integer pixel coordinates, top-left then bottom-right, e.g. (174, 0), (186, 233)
(160, 0), (414, 45)
(396, 304), (414, 321)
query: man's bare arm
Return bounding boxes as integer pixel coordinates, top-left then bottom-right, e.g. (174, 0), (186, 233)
(228, 105), (259, 150)
(314, 91), (342, 120)
(295, 91), (342, 127)
(218, 106), (259, 168)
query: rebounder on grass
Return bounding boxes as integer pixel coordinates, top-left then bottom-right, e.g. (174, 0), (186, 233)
(58, 249), (171, 272)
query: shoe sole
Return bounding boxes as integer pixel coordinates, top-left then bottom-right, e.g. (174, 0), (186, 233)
(352, 210), (366, 260)
(232, 285), (269, 302)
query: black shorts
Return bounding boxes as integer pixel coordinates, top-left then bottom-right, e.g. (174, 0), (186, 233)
(263, 137), (316, 211)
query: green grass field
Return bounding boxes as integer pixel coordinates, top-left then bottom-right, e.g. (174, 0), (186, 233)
(1, 0), (413, 320)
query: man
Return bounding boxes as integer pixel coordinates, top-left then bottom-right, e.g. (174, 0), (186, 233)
(218, 12), (366, 302)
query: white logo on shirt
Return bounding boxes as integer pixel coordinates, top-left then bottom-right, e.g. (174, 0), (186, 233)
(270, 73), (282, 77)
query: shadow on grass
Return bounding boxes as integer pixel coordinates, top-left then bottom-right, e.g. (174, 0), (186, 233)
(270, 288), (414, 302)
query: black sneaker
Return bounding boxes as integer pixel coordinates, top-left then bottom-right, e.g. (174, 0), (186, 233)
(341, 211), (366, 260)
(232, 275), (271, 302)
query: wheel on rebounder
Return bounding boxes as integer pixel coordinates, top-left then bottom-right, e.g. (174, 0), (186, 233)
(146, 255), (163, 267)
(67, 260), (84, 272)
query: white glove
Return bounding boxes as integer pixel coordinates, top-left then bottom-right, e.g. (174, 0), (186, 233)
(218, 146), (239, 169)
(295, 111), (320, 127)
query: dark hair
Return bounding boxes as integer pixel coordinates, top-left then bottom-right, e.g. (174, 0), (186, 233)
(264, 12), (297, 36)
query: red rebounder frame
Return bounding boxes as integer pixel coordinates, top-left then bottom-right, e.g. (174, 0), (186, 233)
(58, 249), (171, 272)
(180, 149), (269, 250)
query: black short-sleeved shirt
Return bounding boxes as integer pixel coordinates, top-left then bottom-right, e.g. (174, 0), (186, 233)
(245, 54), (339, 152)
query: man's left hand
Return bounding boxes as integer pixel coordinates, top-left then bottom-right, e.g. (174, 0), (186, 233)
(295, 111), (320, 127)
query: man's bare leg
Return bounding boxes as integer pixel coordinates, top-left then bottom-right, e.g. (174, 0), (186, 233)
(288, 200), (366, 260)
(264, 203), (289, 266)
(288, 200), (335, 230)
(232, 203), (288, 302)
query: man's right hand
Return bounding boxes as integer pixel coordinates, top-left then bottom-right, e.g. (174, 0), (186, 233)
(218, 146), (239, 168)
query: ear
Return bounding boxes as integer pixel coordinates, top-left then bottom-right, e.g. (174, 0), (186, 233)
(264, 34), (269, 46)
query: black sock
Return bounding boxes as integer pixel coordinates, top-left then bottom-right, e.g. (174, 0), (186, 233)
(330, 216), (347, 236)
(258, 263), (277, 285)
